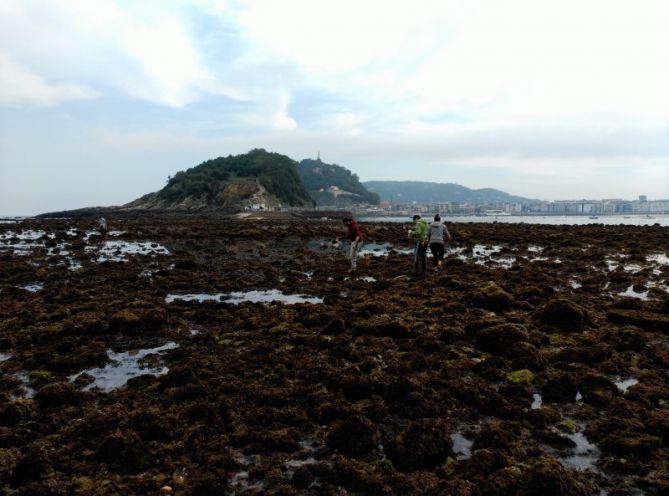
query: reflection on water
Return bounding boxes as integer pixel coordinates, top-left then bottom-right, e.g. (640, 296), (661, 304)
(619, 286), (649, 300)
(18, 283), (43, 292)
(531, 393), (543, 409)
(166, 289), (323, 305)
(86, 240), (171, 262)
(451, 431), (474, 460)
(560, 428), (600, 471)
(69, 342), (178, 392)
(614, 377), (639, 393)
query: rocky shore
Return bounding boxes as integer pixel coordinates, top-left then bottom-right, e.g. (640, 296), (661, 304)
(1, 217), (668, 495)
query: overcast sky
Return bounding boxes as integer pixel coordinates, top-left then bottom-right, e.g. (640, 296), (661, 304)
(1, 0), (668, 215)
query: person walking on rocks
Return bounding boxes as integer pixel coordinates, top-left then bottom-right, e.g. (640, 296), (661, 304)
(428, 214), (451, 272)
(343, 217), (364, 272)
(411, 214), (429, 277)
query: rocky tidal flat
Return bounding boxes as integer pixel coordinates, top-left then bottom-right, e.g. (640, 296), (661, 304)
(1, 217), (668, 495)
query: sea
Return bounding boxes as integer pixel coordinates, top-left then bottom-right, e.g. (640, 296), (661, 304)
(358, 214), (669, 227)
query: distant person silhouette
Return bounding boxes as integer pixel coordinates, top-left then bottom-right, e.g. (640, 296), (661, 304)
(411, 214), (429, 277)
(428, 214), (451, 272)
(342, 217), (363, 272)
(99, 217), (108, 237)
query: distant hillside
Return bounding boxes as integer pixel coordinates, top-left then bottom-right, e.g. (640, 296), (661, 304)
(297, 158), (379, 206)
(363, 181), (538, 205)
(123, 149), (313, 211)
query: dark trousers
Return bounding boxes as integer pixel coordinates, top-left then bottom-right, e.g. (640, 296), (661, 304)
(430, 243), (445, 266)
(414, 241), (427, 275)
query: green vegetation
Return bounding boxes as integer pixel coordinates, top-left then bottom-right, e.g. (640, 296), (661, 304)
(556, 419), (580, 434)
(506, 369), (534, 384)
(158, 149), (313, 207)
(298, 158), (380, 206)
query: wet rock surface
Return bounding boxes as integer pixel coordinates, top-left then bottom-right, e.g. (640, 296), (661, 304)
(1, 217), (668, 494)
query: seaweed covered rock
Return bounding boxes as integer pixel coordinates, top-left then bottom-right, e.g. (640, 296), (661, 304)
(471, 282), (512, 312)
(517, 456), (596, 496)
(11, 442), (54, 486)
(35, 382), (80, 409)
(109, 307), (166, 334)
(0, 448), (19, 488)
(386, 419), (453, 471)
(475, 324), (529, 355)
(577, 373), (619, 405)
(505, 341), (545, 371)
(542, 373), (578, 404)
(0, 399), (37, 427)
(600, 432), (662, 457)
(538, 299), (587, 332)
(606, 309), (669, 332)
(96, 430), (146, 474)
(506, 369), (534, 385)
(326, 415), (380, 457)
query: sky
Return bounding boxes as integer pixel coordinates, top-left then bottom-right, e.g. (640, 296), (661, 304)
(1, 0), (668, 215)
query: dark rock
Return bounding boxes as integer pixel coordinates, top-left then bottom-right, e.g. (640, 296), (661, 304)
(600, 433), (662, 457)
(291, 465), (316, 489)
(471, 282), (512, 312)
(438, 326), (466, 344)
(542, 373), (578, 403)
(0, 400), (37, 427)
(326, 415), (380, 457)
(386, 419), (453, 471)
(96, 430), (146, 474)
(505, 341), (545, 371)
(577, 373), (619, 405)
(538, 299), (587, 332)
(320, 318), (345, 335)
(34, 382), (80, 409)
(108, 307), (166, 334)
(475, 324), (529, 355)
(517, 456), (597, 496)
(12, 442), (53, 485)
(606, 309), (669, 332)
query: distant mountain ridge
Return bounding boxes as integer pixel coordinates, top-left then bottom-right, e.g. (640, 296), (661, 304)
(363, 181), (538, 205)
(297, 158), (379, 206)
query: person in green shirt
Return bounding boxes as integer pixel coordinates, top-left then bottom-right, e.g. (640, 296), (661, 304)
(411, 214), (429, 277)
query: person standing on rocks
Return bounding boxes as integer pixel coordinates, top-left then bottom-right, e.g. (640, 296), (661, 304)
(428, 214), (451, 272)
(411, 214), (429, 277)
(99, 217), (108, 237)
(343, 217), (364, 272)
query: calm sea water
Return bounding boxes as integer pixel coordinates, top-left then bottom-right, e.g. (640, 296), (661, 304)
(358, 215), (669, 227)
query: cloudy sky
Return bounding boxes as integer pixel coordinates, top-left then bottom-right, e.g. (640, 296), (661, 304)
(1, 0), (668, 215)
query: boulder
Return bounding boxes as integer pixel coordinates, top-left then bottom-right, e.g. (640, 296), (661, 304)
(506, 369), (534, 385)
(11, 442), (54, 485)
(96, 430), (146, 474)
(606, 309), (669, 332)
(471, 282), (512, 312)
(475, 324), (529, 355)
(505, 341), (546, 371)
(35, 382), (80, 409)
(326, 415), (380, 457)
(538, 299), (587, 332)
(517, 456), (597, 496)
(386, 419), (453, 471)
(542, 373), (578, 404)
(577, 373), (618, 405)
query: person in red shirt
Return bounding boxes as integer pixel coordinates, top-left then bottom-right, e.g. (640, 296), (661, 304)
(342, 217), (364, 272)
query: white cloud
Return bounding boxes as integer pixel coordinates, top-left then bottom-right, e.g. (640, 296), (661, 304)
(0, 55), (98, 105)
(234, 0), (669, 128)
(0, 0), (216, 107)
